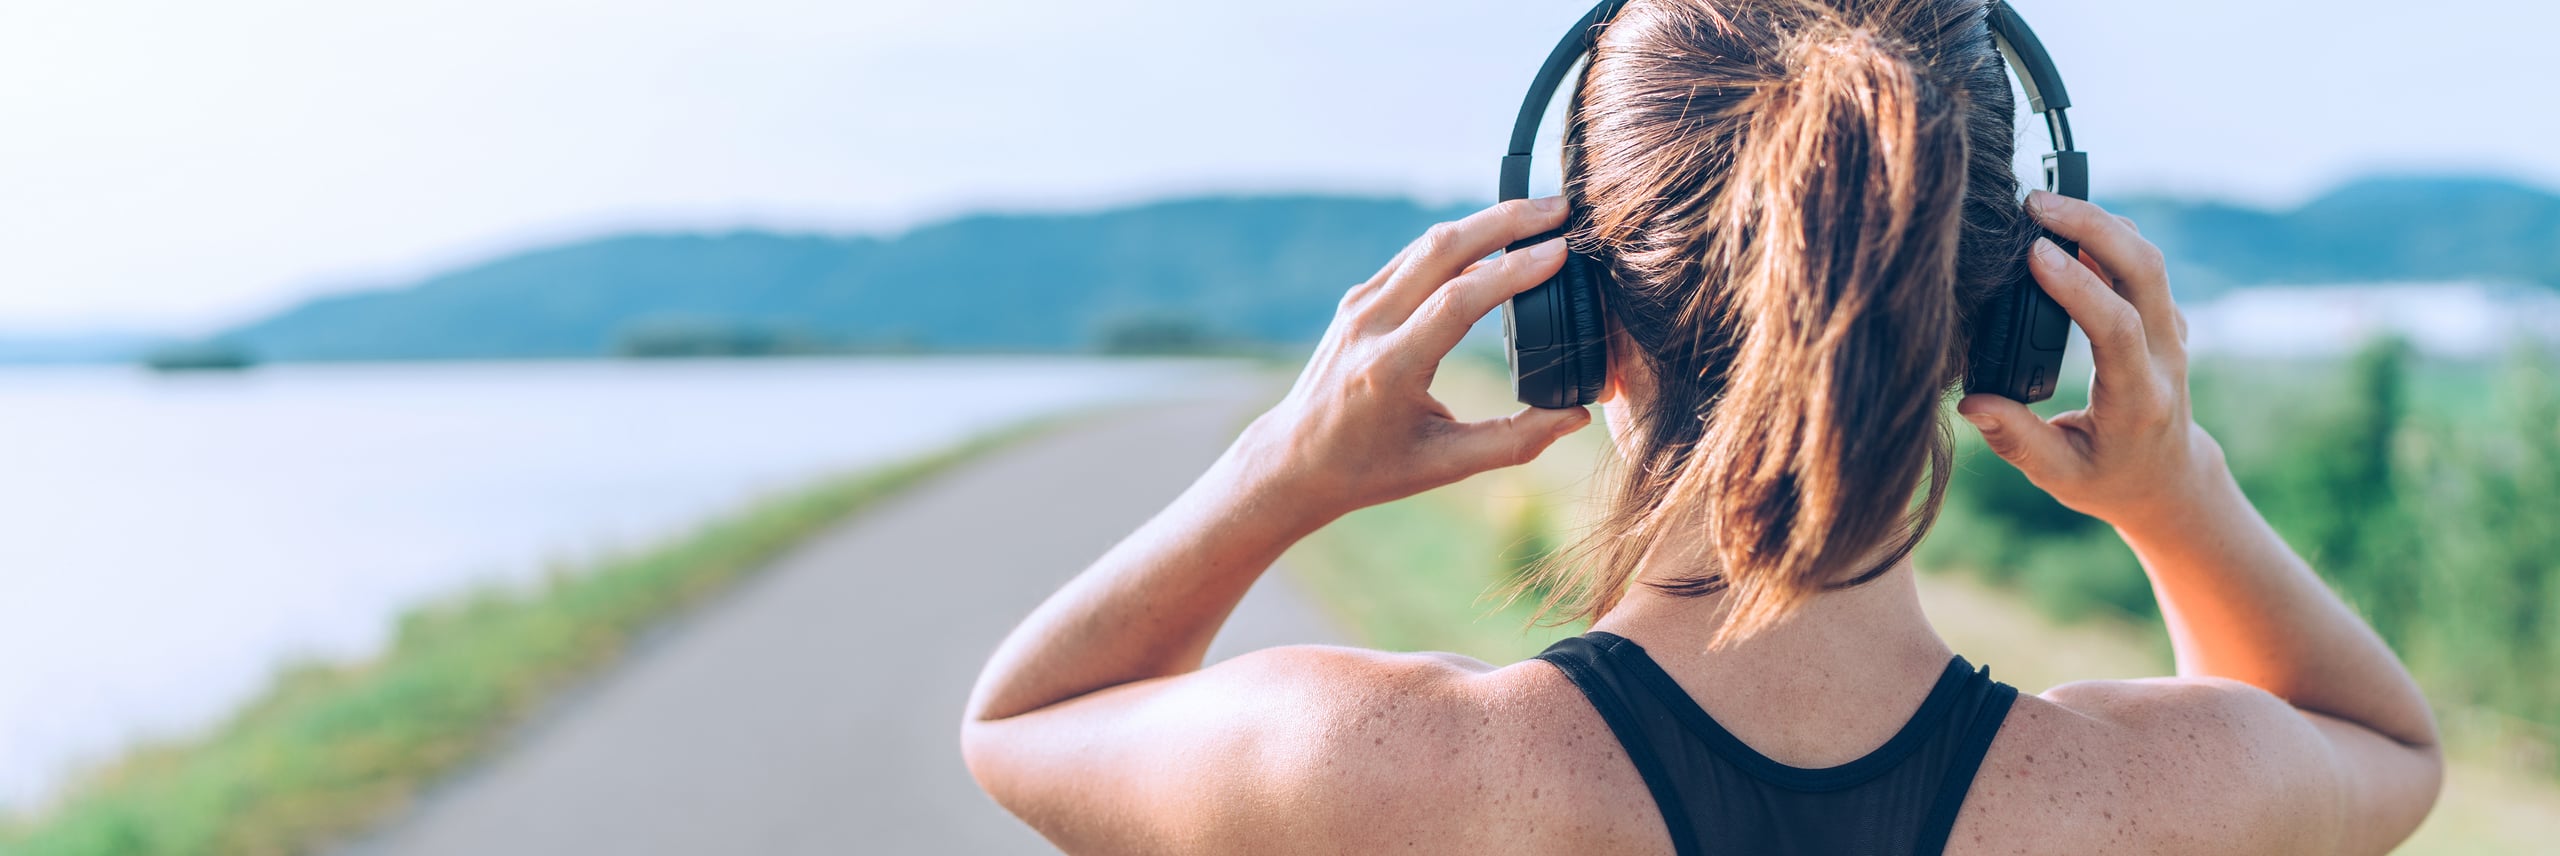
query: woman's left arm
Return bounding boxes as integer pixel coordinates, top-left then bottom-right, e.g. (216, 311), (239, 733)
(962, 197), (1588, 850)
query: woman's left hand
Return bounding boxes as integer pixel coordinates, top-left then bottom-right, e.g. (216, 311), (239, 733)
(1222, 197), (1595, 528)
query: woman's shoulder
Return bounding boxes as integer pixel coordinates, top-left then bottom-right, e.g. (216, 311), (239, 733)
(1206, 644), (1668, 853)
(1949, 679), (2349, 855)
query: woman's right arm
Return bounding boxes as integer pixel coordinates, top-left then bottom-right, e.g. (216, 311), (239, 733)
(1957, 191), (2442, 852)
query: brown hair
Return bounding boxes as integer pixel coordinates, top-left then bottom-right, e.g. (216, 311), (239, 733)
(1512, 0), (2036, 644)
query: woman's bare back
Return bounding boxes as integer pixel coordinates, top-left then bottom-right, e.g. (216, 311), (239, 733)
(1289, 652), (2353, 855)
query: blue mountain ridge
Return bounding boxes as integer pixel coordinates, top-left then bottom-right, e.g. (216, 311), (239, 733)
(171, 176), (2560, 362)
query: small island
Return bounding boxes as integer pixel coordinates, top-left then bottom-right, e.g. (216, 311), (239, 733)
(142, 340), (260, 372)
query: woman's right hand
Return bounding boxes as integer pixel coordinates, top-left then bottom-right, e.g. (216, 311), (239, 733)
(1956, 191), (2225, 531)
(1217, 198), (1590, 530)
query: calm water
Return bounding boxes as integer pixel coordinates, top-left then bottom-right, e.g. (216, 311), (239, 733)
(0, 357), (1237, 808)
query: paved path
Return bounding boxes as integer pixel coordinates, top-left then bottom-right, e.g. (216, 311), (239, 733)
(341, 392), (1345, 855)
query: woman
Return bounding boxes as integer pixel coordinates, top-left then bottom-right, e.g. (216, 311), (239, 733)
(963, 0), (2443, 852)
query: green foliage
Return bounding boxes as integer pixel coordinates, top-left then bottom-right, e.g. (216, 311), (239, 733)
(140, 340), (258, 372)
(1496, 494), (1561, 600)
(1093, 314), (1229, 356)
(0, 429), (1037, 856)
(1936, 343), (2560, 771)
(2201, 340), (2559, 740)
(2398, 349), (2560, 729)
(2258, 339), (2427, 640)
(614, 317), (839, 358)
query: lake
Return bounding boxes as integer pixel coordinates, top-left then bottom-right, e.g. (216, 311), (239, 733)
(0, 356), (1242, 809)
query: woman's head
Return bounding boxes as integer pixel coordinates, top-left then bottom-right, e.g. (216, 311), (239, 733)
(1518, 0), (2037, 643)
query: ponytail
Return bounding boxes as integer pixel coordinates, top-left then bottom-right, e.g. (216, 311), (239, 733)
(1506, 0), (2013, 647)
(1688, 28), (1968, 645)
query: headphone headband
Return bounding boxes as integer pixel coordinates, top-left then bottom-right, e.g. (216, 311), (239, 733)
(1495, 0), (2091, 408)
(1499, 0), (1632, 202)
(1499, 0), (2081, 202)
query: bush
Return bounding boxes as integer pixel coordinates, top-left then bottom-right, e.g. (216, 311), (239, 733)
(613, 318), (828, 358)
(1936, 339), (2560, 773)
(1094, 314), (1235, 356)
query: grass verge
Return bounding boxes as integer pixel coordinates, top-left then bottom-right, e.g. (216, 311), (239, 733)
(0, 422), (1050, 856)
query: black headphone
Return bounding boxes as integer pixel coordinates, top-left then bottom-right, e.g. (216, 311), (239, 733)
(1500, 0), (2088, 409)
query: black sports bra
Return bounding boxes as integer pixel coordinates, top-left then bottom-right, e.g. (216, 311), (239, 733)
(1538, 632), (2017, 855)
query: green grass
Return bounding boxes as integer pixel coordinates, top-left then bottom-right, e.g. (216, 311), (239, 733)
(1288, 477), (1580, 663)
(0, 424), (1047, 856)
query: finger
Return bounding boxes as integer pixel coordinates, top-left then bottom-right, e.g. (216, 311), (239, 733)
(2077, 245), (2187, 367)
(1438, 405), (1592, 474)
(1398, 237), (1569, 359)
(2028, 191), (2158, 283)
(1338, 243), (1422, 316)
(1371, 197), (1569, 327)
(1372, 242), (1419, 284)
(2029, 191), (2179, 349)
(2077, 248), (2111, 287)
(2028, 237), (2162, 412)
(1957, 393), (2081, 483)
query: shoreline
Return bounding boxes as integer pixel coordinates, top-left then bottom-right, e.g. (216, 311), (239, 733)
(0, 356), (1216, 810)
(0, 420), (1056, 855)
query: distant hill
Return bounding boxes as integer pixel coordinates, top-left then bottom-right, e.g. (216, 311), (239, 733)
(218, 197), (1473, 362)
(2109, 175), (2560, 296)
(184, 176), (2559, 363)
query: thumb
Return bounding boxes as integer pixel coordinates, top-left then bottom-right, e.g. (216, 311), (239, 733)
(1445, 406), (1592, 472)
(1956, 393), (2072, 478)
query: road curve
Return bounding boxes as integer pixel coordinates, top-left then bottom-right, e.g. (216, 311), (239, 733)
(340, 390), (1345, 855)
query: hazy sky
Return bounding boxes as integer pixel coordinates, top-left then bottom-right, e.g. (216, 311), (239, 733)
(3, 0), (2554, 331)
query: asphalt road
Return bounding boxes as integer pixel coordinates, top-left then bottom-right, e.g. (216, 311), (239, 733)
(340, 392), (1345, 855)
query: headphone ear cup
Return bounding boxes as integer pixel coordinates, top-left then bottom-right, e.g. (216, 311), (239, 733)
(1965, 276), (2021, 395)
(1559, 252), (1610, 407)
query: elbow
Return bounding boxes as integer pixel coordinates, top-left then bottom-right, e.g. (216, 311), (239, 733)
(959, 675), (1041, 813)
(958, 681), (1004, 791)
(959, 716), (997, 793)
(2408, 700), (2445, 754)
(2410, 737), (2447, 811)
(2389, 668), (2444, 754)
(2374, 741), (2446, 856)
(959, 717), (1014, 807)
(2361, 715), (2447, 854)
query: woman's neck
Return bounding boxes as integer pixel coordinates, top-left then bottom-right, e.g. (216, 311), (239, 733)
(1588, 558), (1959, 768)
